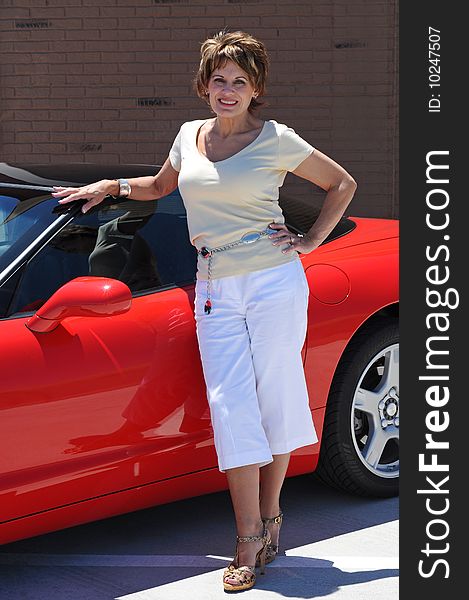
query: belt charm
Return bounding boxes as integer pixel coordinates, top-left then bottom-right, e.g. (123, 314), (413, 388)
(199, 247), (213, 313)
(204, 298), (212, 314)
(198, 227), (278, 315)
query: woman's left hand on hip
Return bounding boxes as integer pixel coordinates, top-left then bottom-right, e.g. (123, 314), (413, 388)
(268, 223), (318, 254)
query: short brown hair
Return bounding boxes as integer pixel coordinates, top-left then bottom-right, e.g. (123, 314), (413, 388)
(194, 30), (270, 114)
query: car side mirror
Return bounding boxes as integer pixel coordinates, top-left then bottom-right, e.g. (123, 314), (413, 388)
(26, 276), (132, 333)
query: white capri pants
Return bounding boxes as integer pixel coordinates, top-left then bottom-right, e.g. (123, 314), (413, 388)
(194, 257), (319, 472)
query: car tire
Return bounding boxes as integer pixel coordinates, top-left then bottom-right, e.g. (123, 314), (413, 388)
(314, 317), (399, 497)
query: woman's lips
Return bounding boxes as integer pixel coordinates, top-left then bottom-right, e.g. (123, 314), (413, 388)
(218, 99), (238, 106)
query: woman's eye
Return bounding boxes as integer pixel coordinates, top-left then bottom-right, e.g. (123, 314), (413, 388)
(213, 79), (246, 85)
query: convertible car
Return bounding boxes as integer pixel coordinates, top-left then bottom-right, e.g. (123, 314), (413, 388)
(0, 163), (399, 545)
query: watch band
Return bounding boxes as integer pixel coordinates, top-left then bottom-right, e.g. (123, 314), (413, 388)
(117, 178), (131, 197)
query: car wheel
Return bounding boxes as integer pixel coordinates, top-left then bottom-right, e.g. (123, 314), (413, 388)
(315, 317), (399, 497)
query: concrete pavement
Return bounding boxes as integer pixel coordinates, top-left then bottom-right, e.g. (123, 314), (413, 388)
(0, 474), (398, 599)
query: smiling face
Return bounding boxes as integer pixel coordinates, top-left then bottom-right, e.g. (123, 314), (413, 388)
(206, 60), (258, 118)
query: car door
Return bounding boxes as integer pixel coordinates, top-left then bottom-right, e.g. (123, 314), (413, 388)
(0, 193), (216, 523)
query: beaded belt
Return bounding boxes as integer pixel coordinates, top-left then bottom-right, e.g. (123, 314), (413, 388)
(197, 226), (278, 315)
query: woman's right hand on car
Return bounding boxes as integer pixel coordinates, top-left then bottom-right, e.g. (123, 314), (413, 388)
(51, 179), (118, 213)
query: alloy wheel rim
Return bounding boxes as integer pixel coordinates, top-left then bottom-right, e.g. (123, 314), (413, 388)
(350, 343), (399, 478)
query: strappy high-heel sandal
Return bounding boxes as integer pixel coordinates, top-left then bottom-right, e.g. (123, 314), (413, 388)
(223, 524), (270, 592)
(257, 510), (283, 566)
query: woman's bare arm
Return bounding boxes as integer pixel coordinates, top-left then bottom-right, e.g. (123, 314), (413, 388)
(52, 158), (180, 213)
(269, 149), (357, 254)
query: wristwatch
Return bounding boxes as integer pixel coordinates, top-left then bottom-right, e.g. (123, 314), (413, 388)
(117, 178), (131, 197)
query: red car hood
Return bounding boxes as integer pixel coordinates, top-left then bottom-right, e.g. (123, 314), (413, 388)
(349, 216), (398, 238)
(328, 217), (398, 251)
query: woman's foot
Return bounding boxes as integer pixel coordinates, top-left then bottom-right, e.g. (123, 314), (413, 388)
(257, 510), (283, 565)
(223, 523), (270, 592)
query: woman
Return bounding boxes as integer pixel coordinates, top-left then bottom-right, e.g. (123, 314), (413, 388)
(53, 30), (357, 592)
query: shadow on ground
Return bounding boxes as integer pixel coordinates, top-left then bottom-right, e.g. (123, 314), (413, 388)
(0, 474), (398, 600)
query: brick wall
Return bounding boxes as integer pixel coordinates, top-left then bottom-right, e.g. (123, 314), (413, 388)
(0, 0), (398, 218)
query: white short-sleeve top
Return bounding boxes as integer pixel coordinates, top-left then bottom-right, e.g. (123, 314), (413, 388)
(169, 118), (315, 280)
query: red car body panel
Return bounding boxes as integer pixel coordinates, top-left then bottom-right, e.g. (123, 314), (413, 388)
(0, 215), (398, 545)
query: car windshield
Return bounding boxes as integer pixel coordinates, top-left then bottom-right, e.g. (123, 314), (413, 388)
(0, 191), (62, 276)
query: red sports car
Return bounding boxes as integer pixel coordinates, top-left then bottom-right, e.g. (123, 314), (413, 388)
(0, 163), (399, 545)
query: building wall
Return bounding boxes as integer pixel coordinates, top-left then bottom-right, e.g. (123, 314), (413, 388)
(0, 0), (398, 218)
